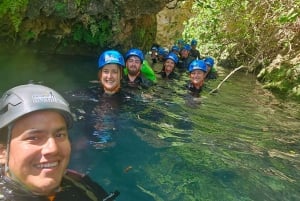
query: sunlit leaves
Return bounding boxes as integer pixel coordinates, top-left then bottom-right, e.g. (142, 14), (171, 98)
(183, 0), (300, 99)
(278, 8), (299, 23)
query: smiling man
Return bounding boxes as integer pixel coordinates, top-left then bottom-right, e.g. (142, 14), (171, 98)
(0, 84), (119, 201)
(8, 110), (70, 195)
(123, 48), (155, 88)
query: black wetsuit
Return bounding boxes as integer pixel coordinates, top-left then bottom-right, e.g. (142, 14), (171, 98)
(205, 70), (217, 79)
(177, 56), (194, 72)
(159, 71), (179, 80)
(122, 74), (154, 89)
(187, 82), (203, 94)
(0, 170), (119, 201)
(190, 49), (201, 60)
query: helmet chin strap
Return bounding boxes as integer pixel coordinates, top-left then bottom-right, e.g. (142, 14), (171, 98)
(4, 124), (13, 175)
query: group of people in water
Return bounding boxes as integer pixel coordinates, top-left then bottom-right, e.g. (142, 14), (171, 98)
(98, 39), (217, 97)
(0, 38), (217, 200)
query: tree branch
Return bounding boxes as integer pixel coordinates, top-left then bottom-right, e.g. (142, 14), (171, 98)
(209, 65), (246, 94)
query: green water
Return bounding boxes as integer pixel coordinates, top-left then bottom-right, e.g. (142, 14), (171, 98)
(0, 46), (299, 201)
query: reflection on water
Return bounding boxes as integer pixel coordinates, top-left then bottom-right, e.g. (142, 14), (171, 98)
(1, 47), (299, 201)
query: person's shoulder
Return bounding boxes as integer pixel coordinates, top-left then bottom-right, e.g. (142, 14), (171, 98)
(169, 71), (179, 80)
(140, 74), (155, 88)
(159, 71), (167, 78)
(63, 169), (115, 200)
(187, 56), (195, 64)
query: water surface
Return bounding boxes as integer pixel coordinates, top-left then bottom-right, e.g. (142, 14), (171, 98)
(0, 46), (299, 201)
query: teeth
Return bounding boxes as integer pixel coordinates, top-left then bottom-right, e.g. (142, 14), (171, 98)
(36, 162), (58, 169)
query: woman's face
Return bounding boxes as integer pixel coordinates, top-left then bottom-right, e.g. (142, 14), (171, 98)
(164, 59), (175, 74)
(98, 64), (122, 94)
(180, 49), (189, 58)
(190, 69), (205, 86)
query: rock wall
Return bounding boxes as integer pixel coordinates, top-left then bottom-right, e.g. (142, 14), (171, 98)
(0, 0), (192, 55)
(156, 0), (193, 49)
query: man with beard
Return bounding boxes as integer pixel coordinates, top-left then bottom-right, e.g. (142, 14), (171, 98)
(123, 48), (155, 89)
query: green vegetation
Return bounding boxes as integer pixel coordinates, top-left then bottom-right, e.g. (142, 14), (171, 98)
(72, 17), (112, 47)
(0, 0), (299, 99)
(54, 2), (67, 17)
(183, 0), (300, 100)
(258, 59), (300, 100)
(0, 0), (29, 32)
(0, 0), (113, 49)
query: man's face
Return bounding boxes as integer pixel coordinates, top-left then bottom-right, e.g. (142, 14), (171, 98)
(8, 110), (71, 195)
(126, 56), (142, 76)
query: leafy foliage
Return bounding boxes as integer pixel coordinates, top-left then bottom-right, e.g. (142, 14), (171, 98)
(184, 0), (300, 99)
(72, 17), (112, 48)
(0, 0), (29, 32)
(54, 2), (67, 17)
(258, 58), (300, 100)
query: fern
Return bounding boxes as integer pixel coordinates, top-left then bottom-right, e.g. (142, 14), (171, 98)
(71, 17), (112, 48)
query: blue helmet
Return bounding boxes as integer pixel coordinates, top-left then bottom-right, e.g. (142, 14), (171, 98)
(165, 52), (179, 64)
(158, 47), (169, 56)
(188, 60), (207, 73)
(151, 46), (158, 51)
(182, 44), (191, 51)
(125, 48), (144, 62)
(171, 45), (180, 52)
(191, 39), (197, 46)
(204, 57), (215, 67)
(98, 50), (125, 69)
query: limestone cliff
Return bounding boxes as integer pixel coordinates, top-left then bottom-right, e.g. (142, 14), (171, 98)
(0, 0), (192, 55)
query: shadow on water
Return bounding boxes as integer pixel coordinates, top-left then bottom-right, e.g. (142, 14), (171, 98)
(1, 46), (300, 201)
(0, 45), (97, 92)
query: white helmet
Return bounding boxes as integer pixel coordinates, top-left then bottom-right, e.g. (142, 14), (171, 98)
(0, 84), (73, 129)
